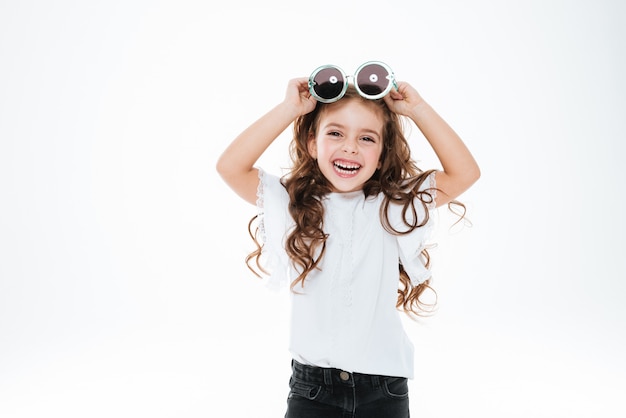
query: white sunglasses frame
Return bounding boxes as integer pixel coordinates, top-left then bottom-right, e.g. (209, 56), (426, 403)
(308, 61), (398, 103)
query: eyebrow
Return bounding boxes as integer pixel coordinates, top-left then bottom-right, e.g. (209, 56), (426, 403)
(322, 123), (382, 138)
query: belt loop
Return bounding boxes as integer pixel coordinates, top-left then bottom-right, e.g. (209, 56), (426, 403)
(323, 368), (333, 393)
(371, 375), (381, 389)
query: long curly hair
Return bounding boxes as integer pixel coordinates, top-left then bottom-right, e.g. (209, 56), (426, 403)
(247, 87), (464, 317)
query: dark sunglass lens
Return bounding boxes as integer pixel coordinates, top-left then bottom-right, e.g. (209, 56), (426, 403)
(356, 63), (390, 96)
(312, 67), (345, 100)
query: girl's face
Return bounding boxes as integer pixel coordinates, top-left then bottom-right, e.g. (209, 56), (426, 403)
(308, 99), (384, 193)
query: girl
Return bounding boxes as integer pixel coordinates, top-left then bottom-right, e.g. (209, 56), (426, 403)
(216, 62), (480, 417)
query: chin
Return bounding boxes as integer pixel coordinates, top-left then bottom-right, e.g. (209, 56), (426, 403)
(330, 181), (365, 193)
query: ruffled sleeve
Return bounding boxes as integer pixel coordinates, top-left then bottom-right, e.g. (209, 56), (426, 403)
(256, 168), (293, 290)
(391, 172), (438, 286)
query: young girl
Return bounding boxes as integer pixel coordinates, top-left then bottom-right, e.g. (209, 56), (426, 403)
(216, 62), (480, 417)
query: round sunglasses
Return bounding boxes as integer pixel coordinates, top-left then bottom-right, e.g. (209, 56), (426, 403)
(308, 61), (398, 103)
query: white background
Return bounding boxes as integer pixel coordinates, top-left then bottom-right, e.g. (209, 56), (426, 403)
(1, 0), (625, 416)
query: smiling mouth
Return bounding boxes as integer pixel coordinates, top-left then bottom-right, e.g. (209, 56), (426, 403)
(333, 160), (361, 175)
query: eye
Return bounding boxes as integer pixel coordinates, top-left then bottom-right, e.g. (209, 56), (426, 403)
(360, 136), (376, 143)
(327, 131), (342, 137)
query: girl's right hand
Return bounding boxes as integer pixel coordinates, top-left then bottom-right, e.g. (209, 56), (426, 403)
(283, 77), (318, 117)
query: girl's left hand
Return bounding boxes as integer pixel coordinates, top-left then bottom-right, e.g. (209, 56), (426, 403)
(383, 81), (426, 117)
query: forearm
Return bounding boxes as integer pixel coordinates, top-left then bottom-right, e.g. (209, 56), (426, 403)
(216, 102), (300, 203)
(219, 102), (298, 172)
(408, 101), (480, 204)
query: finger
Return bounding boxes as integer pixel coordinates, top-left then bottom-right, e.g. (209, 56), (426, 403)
(394, 80), (409, 91)
(382, 94), (397, 109)
(293, 77), (310, 92)
(389, 89), (405, 100)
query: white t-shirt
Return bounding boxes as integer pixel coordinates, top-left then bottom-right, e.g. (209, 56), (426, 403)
(256, 169), (436, 379)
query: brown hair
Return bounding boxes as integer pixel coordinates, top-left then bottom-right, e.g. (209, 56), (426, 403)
(247, 87), (464, 317)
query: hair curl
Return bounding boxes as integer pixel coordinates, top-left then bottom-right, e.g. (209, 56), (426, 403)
(247, 87), (465, 317)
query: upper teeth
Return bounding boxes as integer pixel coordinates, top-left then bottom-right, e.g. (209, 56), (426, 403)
(335, 162), (360, 170)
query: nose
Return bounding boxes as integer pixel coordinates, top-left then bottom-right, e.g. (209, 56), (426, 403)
(342, 137), (358, 154)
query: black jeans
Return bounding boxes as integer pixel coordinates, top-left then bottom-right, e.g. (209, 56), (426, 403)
(285, 360), (410, 418)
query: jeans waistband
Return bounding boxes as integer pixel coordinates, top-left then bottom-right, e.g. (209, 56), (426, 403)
(291, 359), (384, 389)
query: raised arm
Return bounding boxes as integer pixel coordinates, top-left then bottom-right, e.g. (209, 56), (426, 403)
(216, 78), (317, 205)
(384, 82), (480, 207)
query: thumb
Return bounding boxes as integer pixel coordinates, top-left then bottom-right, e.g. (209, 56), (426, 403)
(383, 90), (404, 108)
(388, 82), (406, 100)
